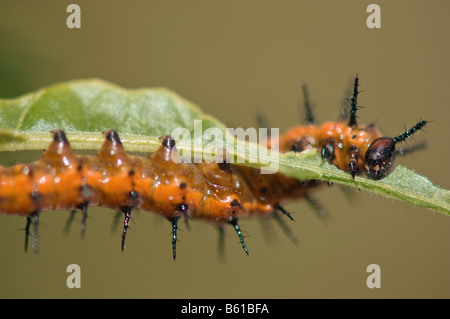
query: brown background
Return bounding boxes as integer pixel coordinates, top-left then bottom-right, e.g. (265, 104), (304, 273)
(0, 1), (449, 298)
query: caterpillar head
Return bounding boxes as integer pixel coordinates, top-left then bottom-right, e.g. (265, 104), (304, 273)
(364, 137), (396, 180)
(364, 120), (427, 180)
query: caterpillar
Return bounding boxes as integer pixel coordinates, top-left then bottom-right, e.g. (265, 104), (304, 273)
(0, 75), (427, 259)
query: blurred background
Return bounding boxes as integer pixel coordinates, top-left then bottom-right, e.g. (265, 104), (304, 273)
(0, 0), (449, 298)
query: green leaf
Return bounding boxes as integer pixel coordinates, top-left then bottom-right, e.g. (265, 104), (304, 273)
(0, 79), (448, 215)
(0, 79), (227, 152)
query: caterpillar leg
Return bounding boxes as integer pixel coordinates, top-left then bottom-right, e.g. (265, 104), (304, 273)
(272, 211), (298, 244)
(229, 218), (249, 255)
(63, 210), (77, 235)
(259, 216), (276, 244)
(62, 204), (88, 238)
(177, 203), (190, 231)
(170, 217), (180, 260)
(273, 203), (297, 244)
(256, 110), (271, 132)
(24, 212), (39, 253)
(301, 83), (315, 124)
(80, 202), (88, 238)
(274, 203), (295, 221)
(305, 194), (328, 220)
(168, 204), (190, 260)
(121, 206), (133, 252)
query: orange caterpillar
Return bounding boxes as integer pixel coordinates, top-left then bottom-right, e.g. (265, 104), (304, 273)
(0, 76), (427, 258)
